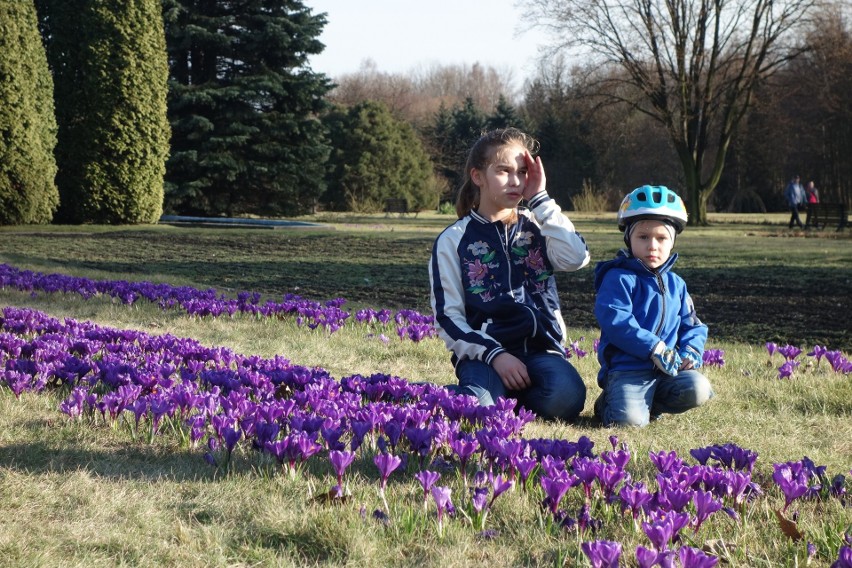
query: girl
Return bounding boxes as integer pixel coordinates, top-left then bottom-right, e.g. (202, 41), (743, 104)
(429, 128), (590, 421)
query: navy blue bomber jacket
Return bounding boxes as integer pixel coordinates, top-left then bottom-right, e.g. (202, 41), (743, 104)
(429, 192), (590, 368)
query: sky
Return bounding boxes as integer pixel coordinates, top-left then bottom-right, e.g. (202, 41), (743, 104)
(304, 0), (547, 88)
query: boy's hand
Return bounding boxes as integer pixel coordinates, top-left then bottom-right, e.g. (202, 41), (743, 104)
(493, 352), (531, 391)
(651, 341), (682, 376)
(678, 346), (702, 370)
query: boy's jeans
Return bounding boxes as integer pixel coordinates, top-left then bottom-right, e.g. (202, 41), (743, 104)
(452, 352), (586, 422)
(598, 368), (714, 427)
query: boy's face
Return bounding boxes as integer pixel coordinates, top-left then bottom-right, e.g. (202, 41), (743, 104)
(629, 220), (674, 270)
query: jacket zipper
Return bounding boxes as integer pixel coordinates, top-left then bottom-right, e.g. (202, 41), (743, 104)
(653, 271), (667, 336)
(497, 224), (513, 297)
(497, 223), (538, 351)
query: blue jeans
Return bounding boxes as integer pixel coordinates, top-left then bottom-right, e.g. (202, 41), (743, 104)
(597, 368), (714, 427)
(452, 352), (586, 422)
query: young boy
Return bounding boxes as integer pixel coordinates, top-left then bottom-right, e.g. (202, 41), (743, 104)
(594, 185), (713, 427)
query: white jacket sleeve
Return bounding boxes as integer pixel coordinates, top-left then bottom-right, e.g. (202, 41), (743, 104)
(527, 192), (590, 271)
(429, 223), (505, 364)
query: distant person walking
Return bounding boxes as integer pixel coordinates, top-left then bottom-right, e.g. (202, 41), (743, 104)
(806, 181), (819, 204)
(804, 180), (820, 228)
(785, 175), (805, 229)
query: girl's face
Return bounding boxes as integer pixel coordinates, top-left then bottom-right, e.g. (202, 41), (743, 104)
(629, 220), (674, 270)
(471, 143), (527, 221)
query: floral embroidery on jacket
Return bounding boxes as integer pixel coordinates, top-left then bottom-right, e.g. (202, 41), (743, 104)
(464, 240), (499, 300)
(463, 230), (553, 301)
(512, 231), (552, 292)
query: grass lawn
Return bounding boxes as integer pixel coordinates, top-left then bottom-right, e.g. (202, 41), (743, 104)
(0, 213), (850, 567)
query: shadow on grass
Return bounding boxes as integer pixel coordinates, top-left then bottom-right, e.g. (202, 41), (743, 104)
(0, 437), (216, 482)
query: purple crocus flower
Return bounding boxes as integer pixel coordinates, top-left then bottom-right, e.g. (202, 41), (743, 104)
(778, 360), (800, 379)
(328, 450), (355, 487)
(833, 545), (852, 568)
(431, 485), (453, 536)
(635, 546), (661, 568)
(569, 337), (588, 358)
(597, 463), (628, 500)
(773, 463), (811, 511)
(471, 486), (489, 514)
(649, 450), (683, 473)
(808, 345), (828, 365)
(373, 452), (402, 492)
(678, 546), (719, 567)
(492, 474), (513, 500)
(572, 456), (601, 500)
(415, 470), (440, 507)
(702, 349), (725, 368)
(778, 344), (802, 361)
(826, 351), (852, 374)
(619, 482), (653, 521)
(450, 436), (479, 479)
(658, 483), (693, 513)
(581, 540), (622, 568)
(643, 518), (674, 552)
(693, 490), (723, 532)
(541, 472), (577, 515)
(222, 426), (241, 453)
(601, 448), (631, 470)
(513, 456), (538, 489)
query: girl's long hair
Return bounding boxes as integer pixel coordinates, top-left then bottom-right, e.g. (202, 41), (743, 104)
(455, 127), (540, 219)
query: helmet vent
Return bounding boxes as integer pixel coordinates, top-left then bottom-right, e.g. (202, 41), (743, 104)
(667, 194), (676, 203)
(651, 191), (662, 203)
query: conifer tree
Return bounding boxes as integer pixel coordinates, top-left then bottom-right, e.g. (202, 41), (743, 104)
(163, 0), (332, 217)
(0, 2), (59, 225)
(486, 95), (526, 131)
(322, 101), (439, 213)
(38, 0), (170, 224)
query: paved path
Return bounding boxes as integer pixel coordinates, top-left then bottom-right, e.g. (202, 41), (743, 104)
(159, 215), (326, 229)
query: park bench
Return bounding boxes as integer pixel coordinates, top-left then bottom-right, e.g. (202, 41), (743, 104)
(805, 203), (848, 231)
(384, 198), (415, 217)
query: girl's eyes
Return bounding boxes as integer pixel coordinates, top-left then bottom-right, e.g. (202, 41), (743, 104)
(496, 167), (527, 175)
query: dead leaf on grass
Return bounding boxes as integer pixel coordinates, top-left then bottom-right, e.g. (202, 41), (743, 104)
(774, 509), (804, 541)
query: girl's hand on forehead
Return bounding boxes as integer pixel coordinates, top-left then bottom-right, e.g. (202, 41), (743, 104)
(522, 150), (546, 201)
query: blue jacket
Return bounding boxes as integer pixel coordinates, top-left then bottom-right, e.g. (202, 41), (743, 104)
(430, 192), (590, 367)
(785, 181), (804, 207)
(594, 249), (707, 387)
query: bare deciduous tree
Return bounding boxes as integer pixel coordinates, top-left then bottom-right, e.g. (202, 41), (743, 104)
(328, 60), (517, 126)
(529, 0), (817, 224)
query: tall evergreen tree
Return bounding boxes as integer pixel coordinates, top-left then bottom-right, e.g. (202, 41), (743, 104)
(163, 0), (332, 217)
(322, 101), (438, 213)
(486, 95), (525, 131)
(0, 2), (58, 225)
(37, 0), (170, 224)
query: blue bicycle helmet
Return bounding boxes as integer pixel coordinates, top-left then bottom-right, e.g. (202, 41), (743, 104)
(617, 185), (688, 233)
